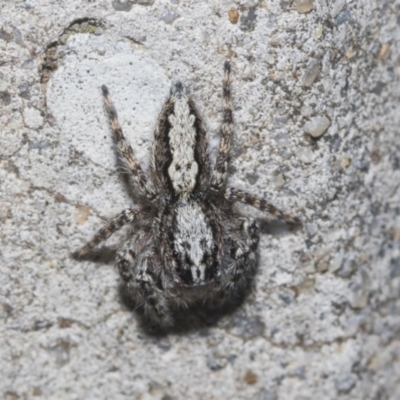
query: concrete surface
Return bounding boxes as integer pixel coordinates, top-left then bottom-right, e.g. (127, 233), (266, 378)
(1, 0), (400, 399)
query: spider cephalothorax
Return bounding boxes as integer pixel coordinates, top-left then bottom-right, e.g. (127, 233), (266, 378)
(74, 62), (299, 327)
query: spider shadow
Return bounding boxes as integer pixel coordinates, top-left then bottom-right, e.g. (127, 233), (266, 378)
(259, 217), (302, 237)
(118, 267), (259, 337)
(72, 246), (117, 264)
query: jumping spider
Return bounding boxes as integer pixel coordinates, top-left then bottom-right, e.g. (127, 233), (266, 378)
(74, 62), (299, 327)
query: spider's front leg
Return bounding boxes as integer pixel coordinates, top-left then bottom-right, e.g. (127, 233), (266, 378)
(224, 188), (301, 224)
(72, 208), (142, 258)
(101, 85), (157, 200)
(210, 61), (233, 192)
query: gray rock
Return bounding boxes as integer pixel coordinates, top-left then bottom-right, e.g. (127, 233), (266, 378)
(390, 258), (400, 278)
(301, 59), (321, 87)
(0, 91), (11, 105)
(135, 0), (155, 4)
(336, 374), (356, 394)
(21, 59), (34, 69)
(337, 257), (357, 278)
(330, 249), (344, 272)
(259, 389), (278, 400)
(335, 9), (351, 25)
(348, 268), (371, 309)
(305, 223), (318, 237)
(331, 0), (346, 17)
(303, 116), (331, 138)
(226, 313), (265, 340)
(160, 9), (180, 24)
(245, 172), (259, 185)
(240, 7), (257, 32)
(11, 25), (26, 47)
(19, 84), (31, 100)
(206, 352), (228, 371)
(0, 28), (13, 42)
(297, 146), (314, 163)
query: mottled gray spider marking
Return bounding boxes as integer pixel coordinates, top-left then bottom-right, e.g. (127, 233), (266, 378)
(73, 62), (300, 328)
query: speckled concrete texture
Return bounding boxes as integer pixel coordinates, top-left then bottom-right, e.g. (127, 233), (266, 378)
(1, 1), (400, 399)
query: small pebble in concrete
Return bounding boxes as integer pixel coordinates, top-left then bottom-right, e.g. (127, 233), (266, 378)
(112, 0), (133, 12)
(341, 155), (351, 168)
(315, 24), (324, 39)
(279, 0), (291, 10)
(136, 0), (155, 4)
(331, 0), (346, 17)
(260, 390), (278, 400)
(330, 249), (344, 272)
(19, 84), (31, 100)
(273, 172), (285, 188)
(335, 9), (351, 25)
(303, 115), (331, 138)
(336, 374), (356, 394)
(348, 268), (371, 308)
(229, 9), (239, 24)
(245, 172), (259, 185)
(240, 7), (257, 32)
(0, 91), (11, 105)
(294, 0), (313, 14)
(21, 59), (34, 69)
(297, 147), (313, 164)
(207, 352), (227, 371)
(160, 9), (179, 24)
(389, 258), (400, 278)
(12, 25), (26, 47)
(74, 205), (90, 225)
(305, 223), (318, 237)
(301, 59), (321, 87)
(227, 313), (265, 340)
(244, 370), (258, 384)
(378, 43), (390, 60)
(0, 28), (13, 42)
(337, 257), (357, 278)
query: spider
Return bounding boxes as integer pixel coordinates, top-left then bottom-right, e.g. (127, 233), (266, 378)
(73, 61), (299, 327)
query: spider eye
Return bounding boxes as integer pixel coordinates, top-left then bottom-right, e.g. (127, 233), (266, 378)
(173, 250), (179, 258)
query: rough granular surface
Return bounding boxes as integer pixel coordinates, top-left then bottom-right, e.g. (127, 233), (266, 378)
(1, 1), (399, 399)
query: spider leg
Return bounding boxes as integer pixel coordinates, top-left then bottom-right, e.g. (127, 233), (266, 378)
(101, 85), (156, 200)
(226, 217), (259, 286)
(118, 235), (173, 327)
(225, 187), (301, 224)
(73, 208), (141, 258)
(210, 61), (233, 192)
(216, 217), (259, 301)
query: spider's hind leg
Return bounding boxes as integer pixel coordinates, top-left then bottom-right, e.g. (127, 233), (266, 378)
(219, 217), (260, 299)
(225, 187), (300, 225)
(117, 232), (173, 327)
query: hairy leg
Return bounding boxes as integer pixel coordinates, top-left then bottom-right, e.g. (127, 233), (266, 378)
(117, 235), (173, 326)
(224, 187), (301, 224)
(73, 208), (142, 258)
(210, 61), (233, 192)
(223, 217), (259, 292)
(101, 85), (156, 200)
